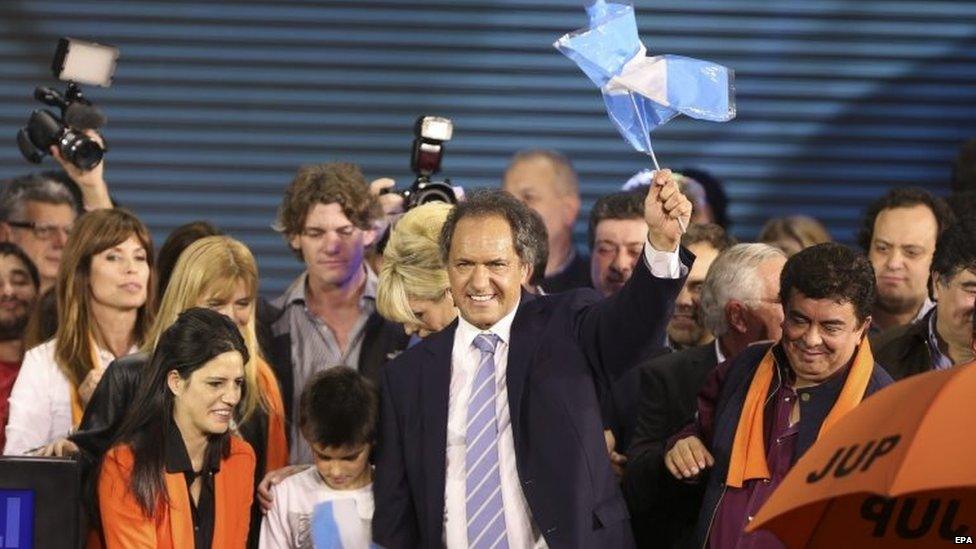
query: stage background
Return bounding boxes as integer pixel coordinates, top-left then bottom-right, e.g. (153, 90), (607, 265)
(1, 0), (974, 294)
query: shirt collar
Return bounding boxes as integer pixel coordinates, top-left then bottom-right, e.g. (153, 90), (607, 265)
(915, 297), (935, 323)
(164, 419), (221, 475)
(926, 310), (954, 370)
(456, 296), (521, 351)
(281, 265), (379, 307)
(714, 339), (727, 364)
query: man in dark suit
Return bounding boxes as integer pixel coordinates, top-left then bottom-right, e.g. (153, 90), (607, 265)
(373, 170), (692, 548)
(623, 243), (786, 547)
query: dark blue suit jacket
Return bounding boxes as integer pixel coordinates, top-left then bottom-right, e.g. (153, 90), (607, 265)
(373, 249), (692, 548)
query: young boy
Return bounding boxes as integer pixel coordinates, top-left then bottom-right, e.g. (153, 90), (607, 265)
(260, 367), (378, 548)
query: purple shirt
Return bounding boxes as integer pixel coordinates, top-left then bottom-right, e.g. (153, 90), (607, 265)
(709, 377), (799, 549)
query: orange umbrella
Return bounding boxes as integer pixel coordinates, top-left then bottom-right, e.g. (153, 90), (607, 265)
(747, 363), (976, 548)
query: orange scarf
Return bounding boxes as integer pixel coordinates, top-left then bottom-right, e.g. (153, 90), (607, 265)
(725, 340), (874, 488)
(69, 335), (105, 427)
(256, 358), (289, 472)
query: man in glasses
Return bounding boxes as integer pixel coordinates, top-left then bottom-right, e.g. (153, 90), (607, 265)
(0, 174), (78, 292)
(0, 135), (113, 292)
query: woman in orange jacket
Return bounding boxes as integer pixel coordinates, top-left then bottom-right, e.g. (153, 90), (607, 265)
(97, 308), (255, 548)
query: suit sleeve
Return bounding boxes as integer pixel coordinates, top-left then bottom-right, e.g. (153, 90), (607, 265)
(574, 246), (692, 385)
(372, 366), (420, 548)
(621, 362), (670, 540)
(98, 451), (158, 549)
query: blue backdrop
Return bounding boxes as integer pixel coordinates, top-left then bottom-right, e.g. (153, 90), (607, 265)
(1, 0), (973, 294)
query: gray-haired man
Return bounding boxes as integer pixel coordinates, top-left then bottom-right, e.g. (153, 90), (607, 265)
(623, 243), (786, 548)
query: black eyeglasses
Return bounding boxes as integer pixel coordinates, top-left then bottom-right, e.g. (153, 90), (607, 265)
(5, 221), (73, 240)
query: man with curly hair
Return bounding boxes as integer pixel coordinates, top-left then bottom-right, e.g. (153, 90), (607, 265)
(269, 162), (409, 465)
(664, 243), (893, 548)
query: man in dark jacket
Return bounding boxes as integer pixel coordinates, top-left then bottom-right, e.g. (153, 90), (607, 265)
(623, 243), (785, 547)
(665, 243), (893, 548)
(873, 216), (976, 379)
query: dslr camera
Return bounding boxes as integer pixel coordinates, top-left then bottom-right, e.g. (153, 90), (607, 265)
(388, 116), (459, 209)
(17, 38), (119, 170)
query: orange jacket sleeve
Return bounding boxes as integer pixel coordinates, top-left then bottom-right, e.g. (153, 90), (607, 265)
(97, 447), (159, 549)
(256, 359), (289, 471)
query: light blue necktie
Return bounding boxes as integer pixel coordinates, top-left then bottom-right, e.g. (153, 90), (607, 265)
(465, 333), (509, 549)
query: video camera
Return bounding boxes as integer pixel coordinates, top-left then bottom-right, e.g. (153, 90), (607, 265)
(386, 116), (460, 209)
(16, 38), (119, 171)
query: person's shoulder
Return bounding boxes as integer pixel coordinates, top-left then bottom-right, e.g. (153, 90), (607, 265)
(870, 319), (923, 355)
(22, 339), (57, 364)
(227, 435), (257, 467)
(273, 465), (322, 499)
(868, 361), (896, 390)
(102, 443), (136, 472)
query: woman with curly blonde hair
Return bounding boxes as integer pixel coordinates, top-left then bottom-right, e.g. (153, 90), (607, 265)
(377, 202), (458, 337)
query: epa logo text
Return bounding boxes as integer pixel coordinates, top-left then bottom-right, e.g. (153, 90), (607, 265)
(956, 536), (973, 544)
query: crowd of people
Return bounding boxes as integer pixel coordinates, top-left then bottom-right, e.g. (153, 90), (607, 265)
(0, 136), (974, 548)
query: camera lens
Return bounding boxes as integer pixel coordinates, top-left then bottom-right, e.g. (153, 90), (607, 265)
(62, 134), (103, 170)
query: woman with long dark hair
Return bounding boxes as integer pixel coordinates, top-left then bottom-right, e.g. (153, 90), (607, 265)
(5, 208), (155, 455)
(97, 308), (254, 548)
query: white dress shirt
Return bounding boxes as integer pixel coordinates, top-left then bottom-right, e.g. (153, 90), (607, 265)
(4, 339), (138, 455)
(442, 242), (682, 548)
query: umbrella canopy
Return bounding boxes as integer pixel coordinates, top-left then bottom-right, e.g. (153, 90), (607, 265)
(748, 363), (976, 547)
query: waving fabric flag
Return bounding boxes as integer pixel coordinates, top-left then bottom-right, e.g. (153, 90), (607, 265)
(554, 0), (736, 162)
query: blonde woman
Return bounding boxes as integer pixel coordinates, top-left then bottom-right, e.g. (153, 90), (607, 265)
(4, 209), (155, 455)
(377, 202), (458, 337)
(757, 215), (832, 257)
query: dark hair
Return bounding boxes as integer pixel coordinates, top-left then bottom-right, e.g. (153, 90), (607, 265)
(779, 243), (876, 323)
(24, 288), (56, 348)
(156, 221), (223, 295)
(931, 216), (976, 284)
(857, 187), (954, 252)
(439, 189), (542, 268)
(524, 208), (549, 287)
(105, 308), (248, 518)
(680, 222), (736, 252)
(678, 167), (729, 229)
(0, 242), (40, 289)
(275, 162), (381, 259)
(951, 138), (976, 194)
(299, 367), (378, 448)
(587, 191), (645, 250)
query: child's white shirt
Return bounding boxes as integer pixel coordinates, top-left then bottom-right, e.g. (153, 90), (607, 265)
(260, 466), (373, 549)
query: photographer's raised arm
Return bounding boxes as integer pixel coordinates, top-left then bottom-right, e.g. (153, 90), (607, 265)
(51, 129), (112, 211)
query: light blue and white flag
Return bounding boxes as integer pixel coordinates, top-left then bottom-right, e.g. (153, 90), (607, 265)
(310, 499), (376, 549)
(554, 0), (735, 161)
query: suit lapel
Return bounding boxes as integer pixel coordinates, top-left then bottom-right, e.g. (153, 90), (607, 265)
(164, 471), (194, 548)
(420, 322), (457, 542)
(506, 298), (543, 442)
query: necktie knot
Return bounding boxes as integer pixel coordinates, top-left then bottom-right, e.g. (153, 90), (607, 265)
(473, 333), (500, 356)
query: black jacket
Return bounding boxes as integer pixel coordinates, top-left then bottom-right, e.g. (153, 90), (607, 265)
(623, 342), (718, 548)
(542, 251), (593, 294)
(260, 297), (410, 426)
(871, 310), (935, 380)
